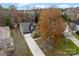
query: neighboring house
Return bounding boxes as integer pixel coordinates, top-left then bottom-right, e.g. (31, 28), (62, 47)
(65, 8), (79, 21)
(0, 9), (38, 27)
(68, 22), (76, 31)
(65, 8), (79, 32)
(65, 19), (79, 33)
(0, 26), (14, 55)
(73, 18), (79, 31)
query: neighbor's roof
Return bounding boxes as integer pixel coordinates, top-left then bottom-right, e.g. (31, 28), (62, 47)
(66, 8), (79, 14)
(0, 26), (10, 39)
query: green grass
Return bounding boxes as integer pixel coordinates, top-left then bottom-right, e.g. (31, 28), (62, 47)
(72, 32), (79, 40)
(57, 38), (79, 56)
(10, 28), (79, 56)
(10, 28), (32, 56)
(36, 37), (79, 56)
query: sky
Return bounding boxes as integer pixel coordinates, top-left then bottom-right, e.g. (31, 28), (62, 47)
(0, 0), (79, 10)
(0, 0), (79, 3)
(0, 3), (79, 10)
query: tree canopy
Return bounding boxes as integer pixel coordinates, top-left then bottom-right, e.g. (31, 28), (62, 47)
(9, 5), (17, 10)
(38, 9), (66, 44)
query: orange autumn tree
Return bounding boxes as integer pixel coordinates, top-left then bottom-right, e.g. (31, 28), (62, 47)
(38, 8), (66, 45)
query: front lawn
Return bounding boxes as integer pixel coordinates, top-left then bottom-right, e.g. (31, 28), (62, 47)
(58, 38), (79, 56)
(35, 37), (79, 56)
(72, 32), (79, 40)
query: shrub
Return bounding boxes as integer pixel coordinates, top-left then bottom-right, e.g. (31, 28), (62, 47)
(4, 16), (14, 29)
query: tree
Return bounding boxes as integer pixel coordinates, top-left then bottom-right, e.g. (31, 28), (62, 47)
(9, 5), (17, 10)
(38, 9), (66, 46)
(8, 5), (18, 25)
(61, 12), (71, 22)
(4, 15), (13, 29)
(0, 5), (4, 10)
(0, 5), (4, 15)
(0, 5), (4, 26)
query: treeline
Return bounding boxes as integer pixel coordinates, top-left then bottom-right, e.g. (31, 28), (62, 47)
(0, 5), (37, 28)
(0, 5), (69, 29)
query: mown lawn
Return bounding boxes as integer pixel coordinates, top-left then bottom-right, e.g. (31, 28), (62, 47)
(57, 38), (79, 56)
(10, 28), (32, 56)
(36, 37), (79, 56)
(72, 32), (79, 40)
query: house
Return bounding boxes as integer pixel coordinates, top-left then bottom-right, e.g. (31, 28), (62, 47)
(68, 22), (76, 32)
(65, 8), (79, 21)
(73, 18), (79, 31)
(65, 8), (79, 33)
(64, 19), (79, 35)
(0, 26), (14, 55)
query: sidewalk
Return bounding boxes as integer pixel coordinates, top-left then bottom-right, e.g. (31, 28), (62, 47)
(65, 32), (79, 47)
(69, 35), (79, 47)
(23, 34), (45, 56)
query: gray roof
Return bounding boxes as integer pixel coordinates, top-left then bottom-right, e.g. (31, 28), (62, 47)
(0, 26), (10, 39)
(66, 8), (79, 14)
(74, 18), (79, 25)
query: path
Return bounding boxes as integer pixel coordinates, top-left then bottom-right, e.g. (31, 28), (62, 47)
(23, 34), (45, 56)
(64, 31), (79, 56)
(65, 32), (79, 47)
